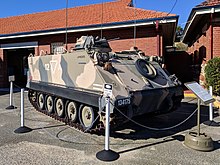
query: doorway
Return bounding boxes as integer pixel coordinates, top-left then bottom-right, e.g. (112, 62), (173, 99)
(5, 48), (35, 88)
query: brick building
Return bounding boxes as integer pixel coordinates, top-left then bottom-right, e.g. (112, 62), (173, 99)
(182, 0), (220, 84)
(0, 0), (178, 87)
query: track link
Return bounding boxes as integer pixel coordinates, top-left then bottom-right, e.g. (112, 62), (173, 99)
(28, 90), (124, 135)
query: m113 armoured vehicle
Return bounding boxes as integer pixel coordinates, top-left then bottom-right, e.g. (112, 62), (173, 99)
(27, 36), (184, 133)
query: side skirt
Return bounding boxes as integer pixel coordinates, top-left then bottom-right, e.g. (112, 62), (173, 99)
(28, 82), (100, 107)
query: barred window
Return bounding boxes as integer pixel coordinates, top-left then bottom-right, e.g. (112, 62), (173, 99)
(51, 42), (65, 54)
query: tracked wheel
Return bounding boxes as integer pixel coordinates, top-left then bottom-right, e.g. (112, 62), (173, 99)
(66, 101), (78, 122)
(55, 98), (65, 117)
(79, 105), (96, 130)
(46, 95), (54, 114)
(28, 90), (37, 102)
(37, 93), (45, 110)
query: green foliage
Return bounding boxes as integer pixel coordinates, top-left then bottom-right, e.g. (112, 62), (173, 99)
(174, 42), (188, 51)
(175, 26), (183, 42)
(204, 57), (220, 96)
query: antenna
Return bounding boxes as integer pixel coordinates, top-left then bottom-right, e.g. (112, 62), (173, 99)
(65, 0), (69, 50)
(167, 0), (177, 16)
(133, 0), (137, 47)
(101, 0), (104, 39)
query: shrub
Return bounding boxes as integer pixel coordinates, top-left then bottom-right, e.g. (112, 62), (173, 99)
(204, 57), (220, 96)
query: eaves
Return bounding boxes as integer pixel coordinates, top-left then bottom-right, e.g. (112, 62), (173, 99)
(181, 4), (220, 45)
(0, 16), (178, 40)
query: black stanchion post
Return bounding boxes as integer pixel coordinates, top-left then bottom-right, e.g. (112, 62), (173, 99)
(6, 75), (16, 109)
(14, 88), (32, 134)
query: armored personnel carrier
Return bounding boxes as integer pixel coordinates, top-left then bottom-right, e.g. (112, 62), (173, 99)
(27, 36), (184, 133)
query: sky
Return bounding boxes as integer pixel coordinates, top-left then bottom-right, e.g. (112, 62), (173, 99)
(0, 0), (205, 28)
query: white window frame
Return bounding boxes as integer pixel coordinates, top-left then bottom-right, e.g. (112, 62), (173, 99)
(1, 41), (38, 49)
(51, 42), (65, 54)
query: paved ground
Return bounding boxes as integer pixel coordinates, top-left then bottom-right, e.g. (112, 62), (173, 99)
(0, 91), (220, 165)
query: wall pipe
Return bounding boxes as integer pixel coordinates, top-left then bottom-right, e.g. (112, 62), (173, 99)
(156, 20), (161, 57)
(210, 8), (214, 59)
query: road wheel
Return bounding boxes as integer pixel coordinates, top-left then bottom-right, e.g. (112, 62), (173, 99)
(79, 105), (96, 129)
(28, 90), (37, 102)
(46, 95), (54, 113)
(37, 93), (45, 110)
(55, 98), (65, 117)
(66, 101), (78, 122)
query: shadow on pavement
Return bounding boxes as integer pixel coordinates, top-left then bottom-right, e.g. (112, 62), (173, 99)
(110, 102), (219, 141)
(32, 124), (67, 130)
(118, 138), (175, 154)
(214, 140), (220, 150)
(110, 101), (220, 154)
(0, 88), (21, 96)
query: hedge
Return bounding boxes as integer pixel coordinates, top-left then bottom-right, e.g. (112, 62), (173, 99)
(204, 57), (220, 96)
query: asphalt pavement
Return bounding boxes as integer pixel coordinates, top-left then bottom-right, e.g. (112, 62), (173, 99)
(0, 90), (220, 165)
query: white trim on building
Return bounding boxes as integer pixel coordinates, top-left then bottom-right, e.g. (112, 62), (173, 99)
(182, 6), (220, 42)
(0, 41), (38, 49)
(0, 18), (177, 40)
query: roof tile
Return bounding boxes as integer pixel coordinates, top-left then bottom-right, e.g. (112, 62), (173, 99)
(0, 0), (175, 35)
(196, 0), (220, 7)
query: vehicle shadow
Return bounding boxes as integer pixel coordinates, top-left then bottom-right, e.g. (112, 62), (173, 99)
(118, 138), (175, 154)
(110, 101), (220, 152)
(111, 102), (219, 141)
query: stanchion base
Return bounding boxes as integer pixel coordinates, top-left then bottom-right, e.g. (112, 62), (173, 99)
(6, 105), (17, 109)
(96, 149), (119, 161)
(14, 126), (32, 134)
(203, 120), (220, 126)
(184, 131), (214, 151)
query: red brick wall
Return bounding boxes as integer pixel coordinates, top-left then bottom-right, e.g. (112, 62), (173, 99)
(0, 49), (7, 87)
(34, 47), (39, 56)
(0, 49), (4, 86)
(38, 45), (50, 55)
(0, 26), (163, 87)
(186, 23), (220, 85)
(213, 26), (220, 57)
(109, 37), (157, 55)
(187, 24), (220, 61)
(187, 26), (210, 62)
(0, 49), (3, 61)
(34, 27), (160, 56)
(103, 26), (160, 55)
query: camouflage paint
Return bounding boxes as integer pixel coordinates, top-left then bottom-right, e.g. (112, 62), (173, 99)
(27, 36), (183, 115)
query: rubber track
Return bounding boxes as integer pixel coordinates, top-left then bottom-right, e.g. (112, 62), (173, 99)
(28, 90), (124, 135)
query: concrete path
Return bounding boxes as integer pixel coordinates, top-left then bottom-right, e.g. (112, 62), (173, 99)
(0, 91), (220, 165)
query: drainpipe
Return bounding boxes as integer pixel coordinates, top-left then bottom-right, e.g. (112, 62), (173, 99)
(210, 8), (214, 59)
(156, 20), (161, 57)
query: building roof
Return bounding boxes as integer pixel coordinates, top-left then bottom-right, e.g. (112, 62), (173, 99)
(0, 0), (175, 36)
(196, 0), (220, 8)
(182, 0), (220, 45)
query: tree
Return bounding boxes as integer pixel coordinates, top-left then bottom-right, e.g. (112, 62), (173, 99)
(175, 26), (183, 42)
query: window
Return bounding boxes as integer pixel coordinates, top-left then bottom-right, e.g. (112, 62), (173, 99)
(51, 42), (65, 54)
